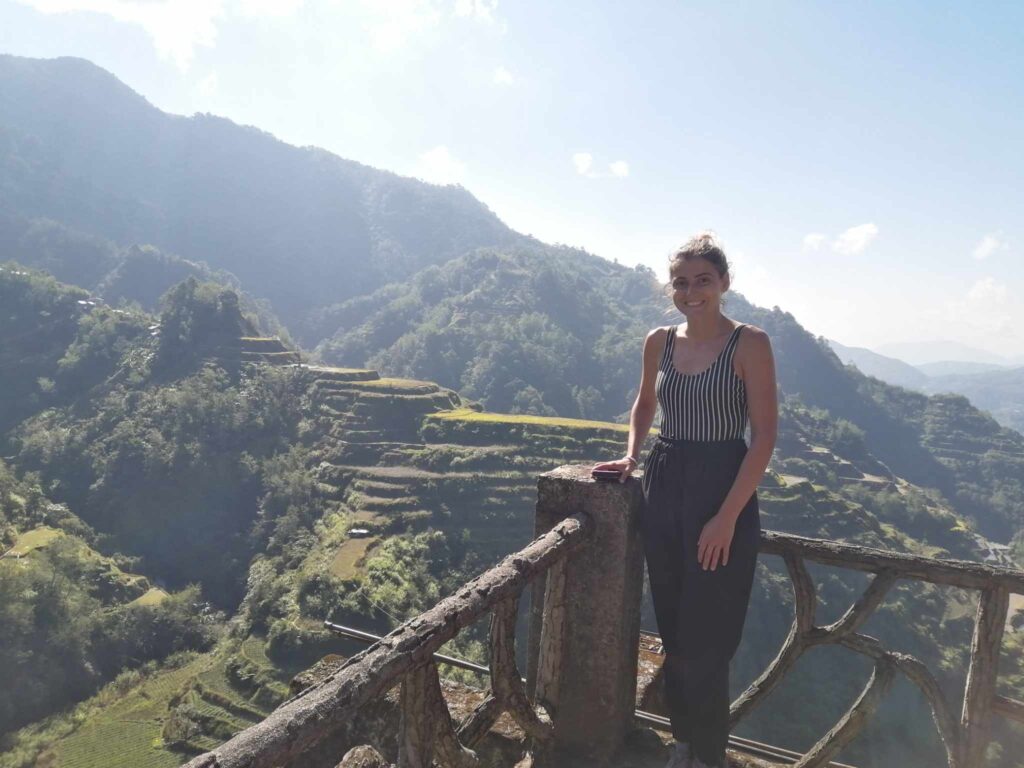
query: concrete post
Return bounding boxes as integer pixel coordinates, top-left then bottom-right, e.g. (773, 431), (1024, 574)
(526, 464), (645, 766)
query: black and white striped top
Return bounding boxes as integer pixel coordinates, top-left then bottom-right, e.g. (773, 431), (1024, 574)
(656, 323), (748, 441)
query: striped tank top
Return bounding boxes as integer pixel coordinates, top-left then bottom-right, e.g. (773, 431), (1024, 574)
(656, 323), (748, 441)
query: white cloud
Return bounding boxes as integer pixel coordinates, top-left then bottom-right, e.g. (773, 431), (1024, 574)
(361, 0), (442, 53)
(493, 66), (514, 85)
(573, 152), (593, 175)
(833, 223), (879, 255)
(802, 233), (826, 251)
(573, 153), (629, 179)
(972, 233), (1007, 260)
(415, 145), (466, 185)
(196, 71), (219, 98)
(609, 160), (629, 177)
(15, 0), (225, 70)
(15, 0), (303, 69)
(966, 276), (1009, 304)
(234, 0), (303, 17)
(945, 277), (1013, 335)
(454, 0), (497, 23)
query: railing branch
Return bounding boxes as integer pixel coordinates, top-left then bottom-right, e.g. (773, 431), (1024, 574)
(490, 597), (552, 741)
(787, 554), (817, 633)
(838, 633), (960, 768)
(792, 658), (896, 768)
(456, 695), (503, 748)
(961, 586), (1010, 768)
(992, 695), (1024, 725)
(818, 570), (897, 638)
(421, 661), (481, 768)
(760, 532), (1024, 593)
(729, 554), (814, 727)
(398, 664), (436, 768)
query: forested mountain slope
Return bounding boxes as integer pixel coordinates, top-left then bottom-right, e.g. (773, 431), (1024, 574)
(0, 54), (523, 325)
(830, 338), (1024, 435)
(1, 268), (1022, 768)
(921, 366), (1024, 435)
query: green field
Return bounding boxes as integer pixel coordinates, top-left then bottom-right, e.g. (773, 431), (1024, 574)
(426, 406), (629, 432)
(330, 536), (379, 579)
(5, 526), (63, 556)
(45, 656), (208, 768)
(129, 587), (169, 607)
(25, 635), (291, 768)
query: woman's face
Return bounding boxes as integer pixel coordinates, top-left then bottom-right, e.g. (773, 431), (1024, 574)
(670, 256), (729, 317)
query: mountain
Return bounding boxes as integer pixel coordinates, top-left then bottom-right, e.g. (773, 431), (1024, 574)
(875, 338), (1014, 366)
(828, 338), (1024, 434)
(0, 54), (524, 327)
(922, 366), (1024, 435)
(307, 245), (666, 420)
(917, 360), (1013, 376)
(828, 338), (929, 389)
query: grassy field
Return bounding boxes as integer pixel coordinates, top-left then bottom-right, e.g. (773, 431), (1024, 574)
(4, 526), (63, 556)
(44, 656), (209, 768)
(129, 587), (169, 607)
(426, 406), (629, 432)
(29, 635), (290, 768)
(330, 536), (379, 579)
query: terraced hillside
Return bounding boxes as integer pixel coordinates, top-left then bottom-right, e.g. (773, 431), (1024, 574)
(304, 365), (630, 562)
(11, 637), (290, 768)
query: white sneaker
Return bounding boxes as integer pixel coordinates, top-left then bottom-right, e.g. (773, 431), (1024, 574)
(664, 741), (691, 768)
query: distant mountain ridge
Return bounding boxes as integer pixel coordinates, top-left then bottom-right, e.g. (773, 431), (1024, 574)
(828, 339), (929, 389)
(829, 338), (1024, 435)
(874, 338), (1021, 366)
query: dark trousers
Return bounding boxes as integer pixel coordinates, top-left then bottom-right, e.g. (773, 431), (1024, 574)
(640, 436), (760, 767)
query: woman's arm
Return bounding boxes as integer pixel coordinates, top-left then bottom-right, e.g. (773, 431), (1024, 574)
(698, 327), (778, 569)
(592, 327), (665, 482)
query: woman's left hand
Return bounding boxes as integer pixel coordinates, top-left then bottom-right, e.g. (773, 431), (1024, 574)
(697, 513), (735, 571)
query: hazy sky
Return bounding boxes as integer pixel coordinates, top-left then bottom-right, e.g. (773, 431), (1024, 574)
(1, 1), (1021, 360)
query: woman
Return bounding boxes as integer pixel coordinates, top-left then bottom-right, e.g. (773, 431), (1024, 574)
(592, 232), (777, 768)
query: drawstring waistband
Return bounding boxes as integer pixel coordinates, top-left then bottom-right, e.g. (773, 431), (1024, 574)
(655, 435), (746, 447)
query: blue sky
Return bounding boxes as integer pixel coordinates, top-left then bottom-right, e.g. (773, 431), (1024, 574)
(1, 1), (1021, 361)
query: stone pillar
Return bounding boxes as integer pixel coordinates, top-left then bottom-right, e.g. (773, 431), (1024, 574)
(526, 464), (645, 766)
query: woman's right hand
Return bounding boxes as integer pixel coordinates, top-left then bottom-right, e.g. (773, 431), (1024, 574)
(591, 456), (638, 483)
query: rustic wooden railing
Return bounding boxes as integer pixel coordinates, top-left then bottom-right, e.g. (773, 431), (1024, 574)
(178, 467), (1023, 768)
(180, 512), (592, 768)
(734, 532), (1024, 768)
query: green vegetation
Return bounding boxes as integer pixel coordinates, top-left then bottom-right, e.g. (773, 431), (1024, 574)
(0, 521), (219, 735)
(427, 405), (630, 431)
(0, 653), (203, 768)
(313, 247), (664, 421)
(5, 525), (62, 555)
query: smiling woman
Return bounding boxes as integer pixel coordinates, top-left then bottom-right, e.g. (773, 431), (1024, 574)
(593, 231), (778, 768)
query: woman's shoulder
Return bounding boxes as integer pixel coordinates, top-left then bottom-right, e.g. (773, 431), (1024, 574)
(736, 322), (770, 341)
(641, 326), (674, 361)
(644, 325), (675, 341)
(734, 323), (774, 379)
